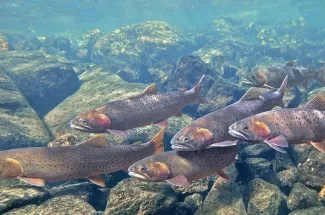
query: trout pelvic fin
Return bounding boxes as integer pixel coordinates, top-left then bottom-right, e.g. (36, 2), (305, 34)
(166, 174), (189, 187)
(308, 141), (325, 153)
(79, 135), (110, 147)
(150, 127), (166, 154)
(142, 83), (159, 95)
(20, 177), (45, 187)
(304, 94), (325, 111)
(216, 169), (229, 180)
(88, 175), (106, 187)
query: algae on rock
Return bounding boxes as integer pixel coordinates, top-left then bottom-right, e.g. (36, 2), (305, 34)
(0, 71), (51, 150)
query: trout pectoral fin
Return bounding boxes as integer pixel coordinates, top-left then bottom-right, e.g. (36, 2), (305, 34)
(154, 120), (168, 127)
(265, 135), (288, 153)
(3, 158), (23, 178)
(308, 141), (325, 153)
(107, 129), (128, 137)
(208, 140), (238, 148)
(216, 169), (229, 180)
(166, 174), (189, 187)
(19, 177), (45, 187)
(88, 175), (105, 187)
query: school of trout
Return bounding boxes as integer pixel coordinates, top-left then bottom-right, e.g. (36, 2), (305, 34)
(0, 74), (324, 189)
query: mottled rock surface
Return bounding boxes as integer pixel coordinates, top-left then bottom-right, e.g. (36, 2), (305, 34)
(287, 183), (321, 211)
(104, 178), (177, 215)
(4, 195), (96, 215)
(288, 207), (325, 215)
(0, 71), (51, 149)
(247, 178), (287, 215)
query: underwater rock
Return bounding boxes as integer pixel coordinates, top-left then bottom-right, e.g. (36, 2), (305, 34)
(172, 178), (210, 197)
(0, 34), (10, 51)
(0, 186), (50, 214)
(288, 207), (325, 215)
(287, 183), (321, 211)
(297, 149), (325, 189)
(195, 178), (246, 215)
(91, 21), (193, 83)
(47, 133), (78, 147)
(44, 66), (193, 146)
(276, 169), (298, 190)
(104, 178), (177, 215)
(4, 195), (96, 215)
(1, 33), (41, 51)
(247, 178), (287, 215)
(288, 144), (313, 165)
(239, 144), (275, 160)
(183, 193), (203, 213)
(275, 151), (295, 172)
(0, 71), (51, 149)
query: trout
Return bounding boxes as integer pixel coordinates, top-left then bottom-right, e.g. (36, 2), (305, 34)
(70, 76), (206, 136)
(171, 76), (287, 151)
(0, 127), (165, 187)
(241, 61), (317, 89)
(229, 95), (325, 153)
(128, 145), (238, 187)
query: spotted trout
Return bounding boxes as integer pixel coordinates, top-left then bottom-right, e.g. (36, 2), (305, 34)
(229, 95), (325, 153)
(241, 61), (318, 89)
(128, 145), (238, 187)
(171, 76), (287, 151)
(0, 127), (165, 187)
(70, 76), (206, 136)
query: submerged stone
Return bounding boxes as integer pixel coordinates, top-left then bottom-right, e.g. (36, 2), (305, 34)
(287, 183), (321, 211)
(288, 207), (325, 215)
(0, 71), (51, 150)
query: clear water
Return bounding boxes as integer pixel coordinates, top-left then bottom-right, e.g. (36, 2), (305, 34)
(0, 1), (325, 215)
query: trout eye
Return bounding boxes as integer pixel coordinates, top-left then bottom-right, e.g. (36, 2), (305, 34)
(244, 126), (249, 130)
(139, 165), (147, 172)
(183, 137), (190, 143)
(81, 119), (89, 125)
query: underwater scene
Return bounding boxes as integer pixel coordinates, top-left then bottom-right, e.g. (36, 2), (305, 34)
(1, 0), (325, 214)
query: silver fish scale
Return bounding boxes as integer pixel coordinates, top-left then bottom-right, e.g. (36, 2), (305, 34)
(100, 91), (198, 130)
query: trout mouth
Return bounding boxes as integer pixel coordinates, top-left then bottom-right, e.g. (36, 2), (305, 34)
(240, 78), (255, 86)
(70, 121), (92, 132)
(171, 143), (196, 151)
(229, 128), (249, 141)
(128, 171), (149, 181)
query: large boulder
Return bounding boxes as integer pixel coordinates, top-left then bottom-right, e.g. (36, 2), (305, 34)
(288, 207), (325, 215)
(287, 183), (321, 211)
(4, 195), (97, 215)
(297, 149), (325, 189)
(44, 66), (193, 146)
(104, 178), (178, 215)
(0, 71), (51, 150)
(247, 178), (287, 215)
(0, 51), (80, 116)
(91, 21), (194, 84)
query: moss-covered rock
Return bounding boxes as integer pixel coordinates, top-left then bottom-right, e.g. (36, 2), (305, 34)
(4, 195), (96, 215)
(0, 51), (80, 116)
(44, 66), (193, 146)
(0, 186), (50, 214)
(0, 71), (51, 149)
(287, 183), (321, 211)
(297, 149), (325, 189)
(91, 21), (194, 83)
(247, 178), (287, 215)
(276, 169), (298, 190)
(195, 179), (246, 215)
(288, 207), (325, 215)
(104, 178), (177, 215)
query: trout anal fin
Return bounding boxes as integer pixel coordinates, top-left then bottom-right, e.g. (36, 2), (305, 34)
(308, 141), (325, 153)
(154, 120), (168, 127)
(88, 175), (105, 187)
(166, 174), (189, 187)
(19, 177), (45, 187)
(216, 169), (229, 180)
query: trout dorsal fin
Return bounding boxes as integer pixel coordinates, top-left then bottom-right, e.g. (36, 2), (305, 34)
(150, 127), (166, 154)
(304, 94), (325, 111)
(142, 83), (159, 95)
(79, 135), (110, 148)
(239, 87), (267, 101)
(284, 60), (295, 67)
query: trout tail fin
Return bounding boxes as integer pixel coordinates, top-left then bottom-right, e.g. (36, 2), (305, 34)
(187, 75), (208, 104)
(274, 75), (288, 108)
(150, 127), (166, 154)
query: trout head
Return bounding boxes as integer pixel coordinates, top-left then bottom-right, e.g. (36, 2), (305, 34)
(128, 161), (170, 182)
(70, 110), (111, 133)
(171, 126), (214, 151)
(0, 157), (23, 179)
(229, 118), (271, 143)
(241, 68), (268, 87)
